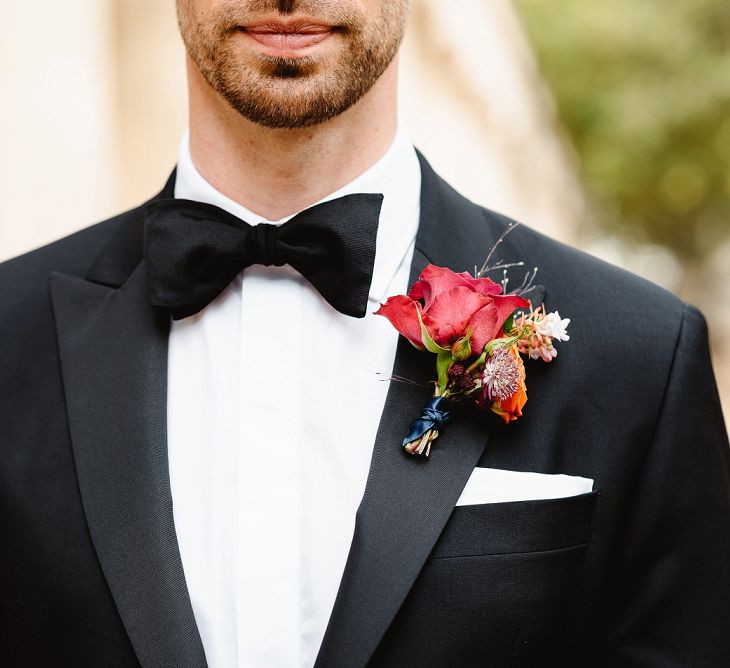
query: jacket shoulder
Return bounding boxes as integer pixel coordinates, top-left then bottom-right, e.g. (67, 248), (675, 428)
(0, 206), (143, 322)
(419, 157), (686, 327)
(1, 213), (122, 279)
(435, 186), (692, 388)
(471, 202), (687, 327)
(473, 205), (694, 406)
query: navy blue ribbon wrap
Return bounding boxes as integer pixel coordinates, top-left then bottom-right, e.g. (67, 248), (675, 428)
(402, 396), (452, 447)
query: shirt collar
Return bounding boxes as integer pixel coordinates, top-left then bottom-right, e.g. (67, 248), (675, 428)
(174, 125), (421, 307)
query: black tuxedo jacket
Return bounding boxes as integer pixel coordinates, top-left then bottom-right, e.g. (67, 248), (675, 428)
(2, 155), (729, 667)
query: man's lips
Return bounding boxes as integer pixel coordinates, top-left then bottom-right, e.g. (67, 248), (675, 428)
(242, 21), (336, 56)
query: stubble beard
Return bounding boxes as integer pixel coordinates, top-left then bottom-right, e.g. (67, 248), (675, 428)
(178, 1), (408, 130)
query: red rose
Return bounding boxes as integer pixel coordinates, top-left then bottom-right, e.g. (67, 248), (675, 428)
(375, 265), (530, 355)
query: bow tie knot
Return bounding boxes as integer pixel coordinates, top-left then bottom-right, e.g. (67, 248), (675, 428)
(143, 194), (384, 320)
(245, 222), (284, 267)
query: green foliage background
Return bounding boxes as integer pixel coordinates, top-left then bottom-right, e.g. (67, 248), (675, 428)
(514, 0), (730, 263)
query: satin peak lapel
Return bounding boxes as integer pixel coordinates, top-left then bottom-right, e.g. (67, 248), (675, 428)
(50, 180), (207, 668)
(315, 154), (510, 667)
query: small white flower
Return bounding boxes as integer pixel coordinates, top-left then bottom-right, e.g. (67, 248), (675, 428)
(538, 311), (570, 341)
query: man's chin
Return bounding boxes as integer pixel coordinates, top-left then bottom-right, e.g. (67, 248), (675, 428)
(258, 55), (320, 79)
(218, 81), (348, 130)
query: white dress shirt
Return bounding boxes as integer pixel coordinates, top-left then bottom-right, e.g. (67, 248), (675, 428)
(167, 127), (421, 667)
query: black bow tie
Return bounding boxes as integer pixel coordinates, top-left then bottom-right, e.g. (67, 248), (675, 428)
(143, 194), (384, 320)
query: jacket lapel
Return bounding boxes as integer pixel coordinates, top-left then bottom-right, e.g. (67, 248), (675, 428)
(315, 154), (509, 667)
(50, 176), (207, 668)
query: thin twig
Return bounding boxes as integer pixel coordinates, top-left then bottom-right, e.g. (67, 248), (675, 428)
(501, 269), (509, 293)
(476, 222), (522, 277)
(487, 261), (525, 273)
(370, 371), (425, 385)
(508, 266), (539, 296)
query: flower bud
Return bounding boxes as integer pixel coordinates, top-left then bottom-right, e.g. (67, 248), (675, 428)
(451, 335), (472, 361)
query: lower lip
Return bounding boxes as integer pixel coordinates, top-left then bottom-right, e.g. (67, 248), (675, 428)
(245, 30), (333, 57)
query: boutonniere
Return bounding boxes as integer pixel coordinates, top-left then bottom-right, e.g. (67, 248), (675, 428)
(375, 227), (570, 457)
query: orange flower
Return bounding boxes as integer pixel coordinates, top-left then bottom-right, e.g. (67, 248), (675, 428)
(492, 346), (527, 423)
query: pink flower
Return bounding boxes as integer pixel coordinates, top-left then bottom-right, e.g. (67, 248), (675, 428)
(513, 307), (568, 363)
(376, 265), (530, 355)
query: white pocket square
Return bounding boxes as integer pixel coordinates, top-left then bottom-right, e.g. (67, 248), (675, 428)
(455, 467), (594, 506)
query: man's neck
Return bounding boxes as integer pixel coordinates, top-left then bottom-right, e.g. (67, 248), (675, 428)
(186, 56), (399, 221)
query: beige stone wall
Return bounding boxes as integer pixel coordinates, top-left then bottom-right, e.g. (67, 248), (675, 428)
(0, 0), (119, 256)
(400, 0), (584, 245)
(110, 0), (187, 206)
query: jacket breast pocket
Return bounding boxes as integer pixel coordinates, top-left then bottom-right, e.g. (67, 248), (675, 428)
(430, 489), (599, 559)
(372, 491), (600, 666)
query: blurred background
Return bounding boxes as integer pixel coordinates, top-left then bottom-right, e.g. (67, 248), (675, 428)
(0, 0), (727, 419)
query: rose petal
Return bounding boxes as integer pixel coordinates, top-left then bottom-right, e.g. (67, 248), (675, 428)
(422, 285), (491, 347)
(409, 264), (503, 310)
(469, 294), (530, 353)
(468, 302), (499, 354)
(469, 276), (503, 297)
(407, 277), (432, 307)
(374, 295), (425, 350)
(492, 294), (531, 332)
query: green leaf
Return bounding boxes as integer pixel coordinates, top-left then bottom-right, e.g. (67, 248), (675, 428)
(436, 350), (453, 393)
(484, 337), (514, 356)
(467, 351), (487, 374)
(416, 308), (449, 354)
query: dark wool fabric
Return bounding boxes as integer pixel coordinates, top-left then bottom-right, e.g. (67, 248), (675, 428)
(1, 154), (729, 667)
